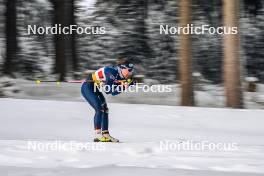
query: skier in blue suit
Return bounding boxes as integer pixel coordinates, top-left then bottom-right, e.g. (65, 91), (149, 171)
(81, 58), (135, 142)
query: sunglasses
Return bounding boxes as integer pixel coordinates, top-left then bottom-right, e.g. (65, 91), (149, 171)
(120, 64), (134, 72)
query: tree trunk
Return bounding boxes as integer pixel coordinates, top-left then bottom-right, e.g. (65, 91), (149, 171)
(53, 0), (66, 81)
(223, 0), (243, 108)
(51, 0), (77, 80)
(3, 0), (17, 76)
(65, 0), (78, 74)
(179, 0), (195, 106)
(70, 0), (78, 72)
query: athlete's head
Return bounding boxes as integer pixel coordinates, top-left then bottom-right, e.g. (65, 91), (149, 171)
(117, 57), (134, 79)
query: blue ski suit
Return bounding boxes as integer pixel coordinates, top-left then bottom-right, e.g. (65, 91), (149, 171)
(81, 66), (130, 131)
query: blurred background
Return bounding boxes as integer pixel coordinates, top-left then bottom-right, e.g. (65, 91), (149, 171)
(0, 0), (263, 109)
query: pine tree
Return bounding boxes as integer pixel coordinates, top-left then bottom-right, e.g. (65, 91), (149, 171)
(179, 0), (195, 106)
(3, 0), (17, 76)
(223, 0), (243, 108)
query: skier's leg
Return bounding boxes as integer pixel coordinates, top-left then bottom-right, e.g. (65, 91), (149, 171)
(81, 83), (103, 130)
(101, 104), (109, 131)
(81, 83), (119, 142)
(97, 92), (109, 131)
(97, 93), (119, 142)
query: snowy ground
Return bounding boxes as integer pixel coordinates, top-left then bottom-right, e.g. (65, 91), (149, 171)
(1, 78), (264, 109)
(0, 98), (264, 176)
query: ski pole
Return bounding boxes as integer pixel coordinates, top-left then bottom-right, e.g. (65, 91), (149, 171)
(35, 79), (136, 85)
(35, 80), (93, 85)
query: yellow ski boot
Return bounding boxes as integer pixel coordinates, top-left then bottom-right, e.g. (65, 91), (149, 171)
(94, 131), (119, 143)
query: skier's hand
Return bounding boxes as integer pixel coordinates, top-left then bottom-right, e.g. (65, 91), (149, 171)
(123, 78), (136, 87)
(128, 78), (137, 86)
(126, 78), (133, 85)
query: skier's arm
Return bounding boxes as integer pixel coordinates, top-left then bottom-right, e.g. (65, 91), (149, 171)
(111, 78), (135, 96)
(104, 71), (122, 96)
(104, 68), (135, 96)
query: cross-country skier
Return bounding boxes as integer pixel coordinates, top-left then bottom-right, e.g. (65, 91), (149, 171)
(81, 58), (135, 142)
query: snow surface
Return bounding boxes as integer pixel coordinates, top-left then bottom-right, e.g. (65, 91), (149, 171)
(0, 98), (264, 176)
(2, 78), (264, 109)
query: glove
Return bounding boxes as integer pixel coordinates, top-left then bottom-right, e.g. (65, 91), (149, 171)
(116, 78), (135, 89)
